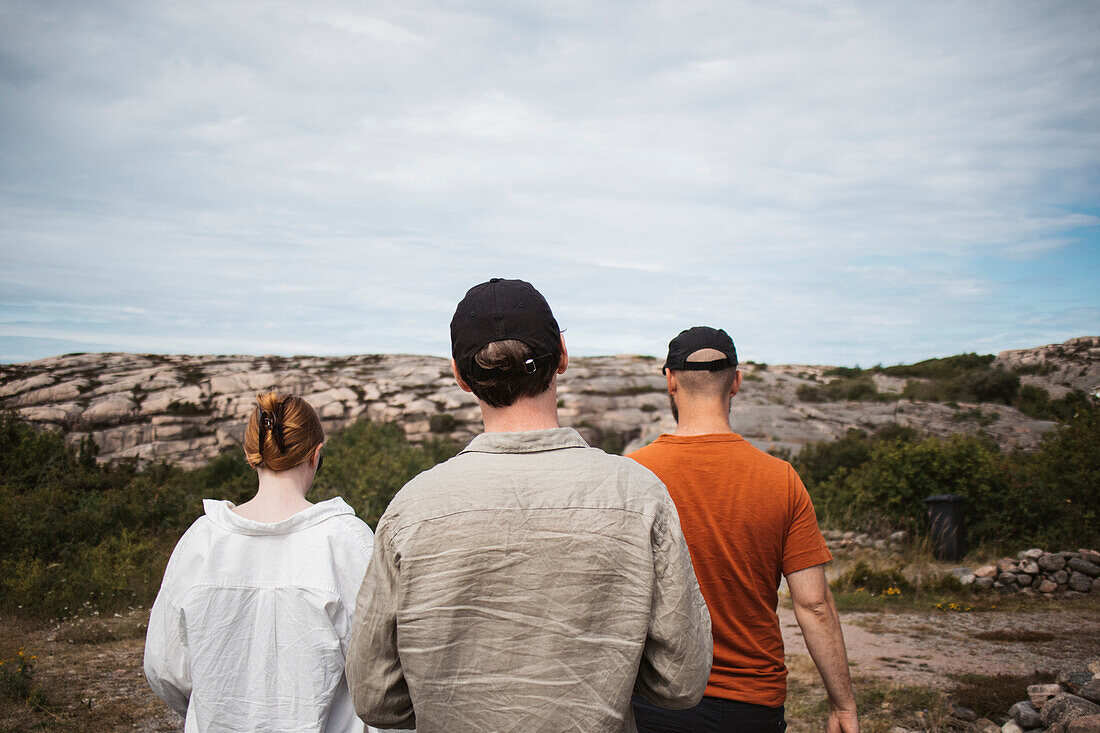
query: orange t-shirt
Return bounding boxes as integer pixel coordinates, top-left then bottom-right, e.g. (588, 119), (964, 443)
(629, 433), (832, 707)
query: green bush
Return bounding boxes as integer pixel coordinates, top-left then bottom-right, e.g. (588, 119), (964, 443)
(831, 561), (912, 595)
(810, 432), (1004, 535)
(876, 352), (1027, 406)
(429, 413), (457, 433)
(794, 426), (918, 491)
(900, 368), (1019, 405)
(823, 366), (865, 379)
(879, 353), (995, 380)
(0, 411), (459, 618)
(795, 399), (1100, 550)
(1014, 385), (1091, 421)
(0, 647), (41, 704)
(796, 376), (896, 403)
(166, 400), (208, 415)
(311, 421), (459, 527)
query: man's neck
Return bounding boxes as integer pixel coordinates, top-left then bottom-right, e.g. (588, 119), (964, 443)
(479, 390), (561, 433)
(672, 400), (734, 437)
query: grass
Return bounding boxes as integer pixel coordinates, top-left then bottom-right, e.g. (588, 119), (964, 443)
(949, 671), (1056, 721)
(786, 653), (951, 732)
(829, 576), (1099, 613)
(952, 407), (999, 426)
(819, 542), (1099, 614)
(54, 615), (147, 646)
(0, 611), (177, 732)
(796, 377), (898, 404)
(972, 629), (1055, 643)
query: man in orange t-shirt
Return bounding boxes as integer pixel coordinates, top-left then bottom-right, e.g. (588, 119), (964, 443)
(630, 326), (859, 733)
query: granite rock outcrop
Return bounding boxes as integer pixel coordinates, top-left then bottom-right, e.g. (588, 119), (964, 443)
(1, 337), (1094, 469)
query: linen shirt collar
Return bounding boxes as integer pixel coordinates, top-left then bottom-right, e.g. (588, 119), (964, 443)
(202, 496), (356, 536)
(460, 427), (589, 455)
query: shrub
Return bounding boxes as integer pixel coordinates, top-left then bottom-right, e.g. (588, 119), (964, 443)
(794, 426), (918, 492)
(795, 398), (1100, 550)
(952, 407), (998, 426)
(831, 561), (912, 595)
(429, 413), (457, 433)
(810, 432), (1004, 535)
(901, 368), (1019, 405)
(796, 377), (895, 403)
(310, 421), (459, 528)
(0, 411), (459, 618)
(950, 672), (1055, 721)
(880, 353), (995, 380)
(0, 647), (39, 703)
(823, 366), (865, 378)
(1014, 385), (1091, 421)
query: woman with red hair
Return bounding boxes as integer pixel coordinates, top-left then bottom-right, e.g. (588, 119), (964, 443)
(145, 392), (377, 732)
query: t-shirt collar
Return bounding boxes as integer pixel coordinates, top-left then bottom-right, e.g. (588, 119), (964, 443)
(655, 432), (745, 444)
(460, 427), (590, 455)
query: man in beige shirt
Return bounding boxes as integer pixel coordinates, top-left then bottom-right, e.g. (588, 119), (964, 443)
(346, 278), (712, 732)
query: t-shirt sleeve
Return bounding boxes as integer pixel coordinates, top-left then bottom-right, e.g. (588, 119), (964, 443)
(781, 467), (833, 575)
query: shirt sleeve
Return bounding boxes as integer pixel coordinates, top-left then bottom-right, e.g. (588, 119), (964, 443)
(781, 467), (833, 576)
(345, 524), (416, 729)
(144, 537), (193, 718)
(634, 490), (713, 709)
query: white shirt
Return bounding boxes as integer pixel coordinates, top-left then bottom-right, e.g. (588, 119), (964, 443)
(145, 497), (376, 733)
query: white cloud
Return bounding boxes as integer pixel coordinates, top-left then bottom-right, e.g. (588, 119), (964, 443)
(1, 1), (1098, 365)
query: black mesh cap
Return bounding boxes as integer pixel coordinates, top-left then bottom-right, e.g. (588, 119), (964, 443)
(450, 278), (561, 375)
(663, 326), (738, 374)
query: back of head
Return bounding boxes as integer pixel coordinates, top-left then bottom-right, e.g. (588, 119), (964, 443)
(675, 348), (738, 398)
(450, 278), (562, 408)
(664, 326), (739, 400)
(243, 392), (324, 471)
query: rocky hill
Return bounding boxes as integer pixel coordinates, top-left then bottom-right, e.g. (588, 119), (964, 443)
(1, 337), (1096, 469)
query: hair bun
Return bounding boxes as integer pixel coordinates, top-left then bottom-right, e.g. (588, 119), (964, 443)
(244, 392), (323, 471)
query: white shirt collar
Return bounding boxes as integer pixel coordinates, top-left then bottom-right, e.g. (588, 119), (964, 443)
(202, 496), (356, 536)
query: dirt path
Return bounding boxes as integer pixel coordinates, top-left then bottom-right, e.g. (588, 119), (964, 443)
(780, 605), (1100, 686)
(4, 605), (1098, 731)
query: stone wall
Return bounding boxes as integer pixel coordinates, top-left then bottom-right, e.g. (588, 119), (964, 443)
(965, 549), (1100, 599)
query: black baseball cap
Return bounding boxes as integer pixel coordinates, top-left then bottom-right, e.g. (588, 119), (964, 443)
(663, 326), (738, 374)
(450, 278), (561, 376)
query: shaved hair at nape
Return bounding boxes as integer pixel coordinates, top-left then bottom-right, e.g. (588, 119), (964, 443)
(673, 348), (737, 399)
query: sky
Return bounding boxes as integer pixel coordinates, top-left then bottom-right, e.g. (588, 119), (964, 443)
(1, 1), (1098, 367)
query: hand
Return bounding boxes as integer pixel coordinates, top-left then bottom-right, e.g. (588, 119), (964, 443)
(826, 708), (859, 733)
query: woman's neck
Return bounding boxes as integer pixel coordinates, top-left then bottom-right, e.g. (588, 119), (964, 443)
(231, 465), (314, 523)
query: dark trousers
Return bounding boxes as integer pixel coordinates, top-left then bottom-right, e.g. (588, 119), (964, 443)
(632, 694), (787, 733)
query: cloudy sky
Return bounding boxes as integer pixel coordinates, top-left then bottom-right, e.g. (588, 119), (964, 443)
(1, 1), (1098, 366)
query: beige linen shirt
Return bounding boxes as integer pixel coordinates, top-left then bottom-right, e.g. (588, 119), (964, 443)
(346, 428), (712, 733)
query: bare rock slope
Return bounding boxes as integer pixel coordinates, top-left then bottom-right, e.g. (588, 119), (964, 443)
(1, 337), (1095, 468)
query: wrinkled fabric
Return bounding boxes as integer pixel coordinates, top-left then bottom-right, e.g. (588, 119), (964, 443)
(630, 433), (832, 707)
(145, 497), (377, 733)
(346, 428), (712, 733)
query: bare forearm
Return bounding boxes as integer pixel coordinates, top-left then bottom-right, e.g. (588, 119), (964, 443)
(792, 589), (856, 711)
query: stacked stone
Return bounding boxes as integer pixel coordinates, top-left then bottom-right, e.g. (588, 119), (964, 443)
(822, 529), (910, 551)
(970, 549), (1100, 598)
(967, 663), (1100, 732)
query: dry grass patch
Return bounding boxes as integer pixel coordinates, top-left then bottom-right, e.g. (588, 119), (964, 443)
(55, 614), (148, 646)
(0, 612), (179, 732)
(972, 629), (1055, 643)
(949, 671), (1056, 721)
(786, 653), (956, 732)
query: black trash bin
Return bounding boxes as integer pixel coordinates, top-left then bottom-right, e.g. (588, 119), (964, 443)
(924, 494), (967, 561)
